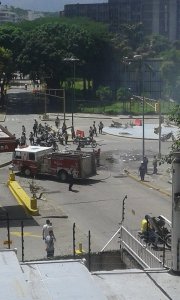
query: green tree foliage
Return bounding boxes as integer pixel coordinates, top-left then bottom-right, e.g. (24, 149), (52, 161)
(148, 35), (171, 54)
(16, 19), (112, 89)
(96, 86), (112, 101)
(116, 87), (132, 102)
(118, 23), (144, 51)
(169, 105), (180, 127)
(161, 105), (180, 163)
(154, 107), (180, 166)
(0, 47), (13, 106)
(116, 87), (132, 111)
(160, 49), (180, 100)
(0, 46), (13, 80)
(0, 25), (25, 68)
(1, 16), (180, 103)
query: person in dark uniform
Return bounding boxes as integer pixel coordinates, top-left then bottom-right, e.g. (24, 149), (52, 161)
(68, 170), (74, 191)
(76, 143), (81, 151)
(152, 155), (158, 174)
(139, 161), (146, 181)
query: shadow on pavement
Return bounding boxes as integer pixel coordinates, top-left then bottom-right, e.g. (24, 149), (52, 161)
(16, 173), (102, 186)
(0, 205), (39, 227)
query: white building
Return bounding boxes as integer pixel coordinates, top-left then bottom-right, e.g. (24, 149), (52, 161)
(0, 5), (18, 24)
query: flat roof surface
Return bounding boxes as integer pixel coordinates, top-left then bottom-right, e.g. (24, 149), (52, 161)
(1, 250), (180, 300)
(21, 260), (106, 300)
(92, 269), (180, 299)
(0, 250), (32, 300)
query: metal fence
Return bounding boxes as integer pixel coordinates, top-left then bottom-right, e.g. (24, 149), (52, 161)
(119, 226), (171, 269)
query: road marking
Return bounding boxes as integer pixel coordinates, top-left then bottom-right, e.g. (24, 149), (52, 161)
(10, 231), (41, 238)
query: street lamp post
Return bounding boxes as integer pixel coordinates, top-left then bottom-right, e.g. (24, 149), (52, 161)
(124, 56), (162, 159)
(142, 95), (145, 158)
(63, 57), (79, 127)
(158, 100), (162, 158)
(133, 55), (145, 159)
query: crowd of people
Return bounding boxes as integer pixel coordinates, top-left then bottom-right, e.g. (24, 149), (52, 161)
(89, 121), (104, 138)
(16, 118), (75, 149)
(15, 118), (104, 150)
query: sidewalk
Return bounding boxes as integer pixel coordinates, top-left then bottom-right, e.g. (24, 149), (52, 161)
(126, 163), (172, 197)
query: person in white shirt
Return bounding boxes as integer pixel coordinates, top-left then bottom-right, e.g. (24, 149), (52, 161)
(42, 219), (51, 240)
(45, 230), (56, 258)
(42, 220), (56, 241)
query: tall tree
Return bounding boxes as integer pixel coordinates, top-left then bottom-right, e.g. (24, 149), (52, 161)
(0, 47), (13, 107)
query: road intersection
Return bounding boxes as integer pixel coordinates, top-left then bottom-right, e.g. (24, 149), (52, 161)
(0, 111), (174, 261)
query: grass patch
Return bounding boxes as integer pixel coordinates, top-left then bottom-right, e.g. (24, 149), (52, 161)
(78, 100), (176, 115)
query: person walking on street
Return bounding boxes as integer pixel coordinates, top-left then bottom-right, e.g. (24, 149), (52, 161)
(42, 219), (51, 241)
(143, 156), (148, 174)
(64, 130), (68, 145)
(43, 219), (56, 240)
(71, 125), (75, 139)
(93, 122), (97, 137)
(89, 126), (93, 138)
(22, 125), (26, 135)
(62, 122), (67, 134)
(33, 120), (38, 137)
(68, 170), (74, 191)
(139, 161), (146, 181)
(20, 133), (26, 146)
(55, 116), (60, 129)
(76, 143), (81, 151)
(45, 230), (56, 258)
(98, 121), (104, 134)
(152, 155), (158, 174)
(29, 132), (34, 145)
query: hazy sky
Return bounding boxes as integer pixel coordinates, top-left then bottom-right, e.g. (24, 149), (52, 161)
(2, 0), (107, 12)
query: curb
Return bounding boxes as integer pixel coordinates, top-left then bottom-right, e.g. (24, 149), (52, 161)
(126, 172), (171, 197)
(7, 173), (39, 216)
(102, 131), (159, 140)
(0, 161), (12, 168)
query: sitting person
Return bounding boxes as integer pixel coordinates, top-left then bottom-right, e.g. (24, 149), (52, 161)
(140, 215), (159, 248)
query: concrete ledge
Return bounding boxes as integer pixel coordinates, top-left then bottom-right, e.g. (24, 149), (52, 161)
(7, 173), (39, 215)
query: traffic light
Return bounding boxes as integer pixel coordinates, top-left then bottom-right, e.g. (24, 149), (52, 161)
(155, 102), (160, 113)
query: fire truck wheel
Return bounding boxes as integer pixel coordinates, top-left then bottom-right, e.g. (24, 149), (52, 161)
(58, 170), (68, 182)
(23, 168), (31, 177)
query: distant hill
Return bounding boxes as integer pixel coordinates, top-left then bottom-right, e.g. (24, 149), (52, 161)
(3, 1), (107, 12)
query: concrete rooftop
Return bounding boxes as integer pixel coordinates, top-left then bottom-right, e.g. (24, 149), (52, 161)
(1, 250), (180, 300)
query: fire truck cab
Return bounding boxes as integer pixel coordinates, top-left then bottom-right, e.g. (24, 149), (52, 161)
(12, 146), (96, 181)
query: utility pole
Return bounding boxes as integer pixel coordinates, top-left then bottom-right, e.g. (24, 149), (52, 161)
(63, 57), (79, 127)
(158, 100), (162, 158)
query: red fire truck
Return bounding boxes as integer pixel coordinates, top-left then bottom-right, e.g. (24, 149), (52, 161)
(0, 125), (17, 153)
(12, 146), (97, 181)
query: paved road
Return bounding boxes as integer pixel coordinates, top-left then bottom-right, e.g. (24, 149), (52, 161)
(0, 112), (173, 262)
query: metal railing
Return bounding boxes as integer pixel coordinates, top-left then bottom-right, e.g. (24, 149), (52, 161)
(119, 226), (171, 269)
